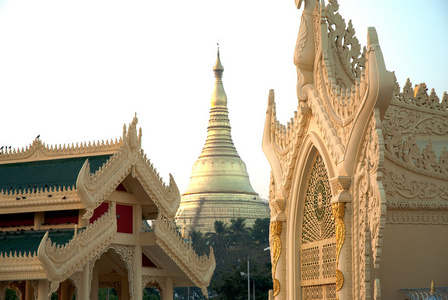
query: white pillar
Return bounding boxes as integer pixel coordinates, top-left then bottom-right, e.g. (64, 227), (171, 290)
(80, 263), (91, 299)
(37, 280), (49, 300)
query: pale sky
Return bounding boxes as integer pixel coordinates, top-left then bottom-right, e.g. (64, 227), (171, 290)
(0, 0), (447, 199)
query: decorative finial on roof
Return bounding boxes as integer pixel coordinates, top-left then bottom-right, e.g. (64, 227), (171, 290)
(211, 45), (227, 107)
(430, 280), (436, 295)
(213, 43), (224, 78)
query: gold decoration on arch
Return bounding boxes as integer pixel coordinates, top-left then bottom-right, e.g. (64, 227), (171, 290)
(332, 202), (346, 292)
(270, 221), (282, 297)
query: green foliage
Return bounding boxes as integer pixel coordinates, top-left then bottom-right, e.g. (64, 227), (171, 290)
(143, 287), (161, 300)
(5, 289), (19, 300)
(189, 218), (272, 299)
(98, 288), (119, 300)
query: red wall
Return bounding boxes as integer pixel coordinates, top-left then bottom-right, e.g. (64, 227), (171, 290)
(117, 204), (133, 234)
(90, 202), (109, 224)
(89, 202), (133, 234)
(0, 212), (34, 227)
(44, 210), (78, 225)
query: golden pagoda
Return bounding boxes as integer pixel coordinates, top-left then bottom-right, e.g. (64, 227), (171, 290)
(176, 49), (269, 234)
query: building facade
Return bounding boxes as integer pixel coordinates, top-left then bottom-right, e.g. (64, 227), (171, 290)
(176, 51), (270, 234)
(0, 116), (215, 299)
(263, 0), (448, 299)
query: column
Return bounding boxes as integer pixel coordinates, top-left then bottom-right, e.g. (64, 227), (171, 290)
(37, 280), (49, 300)
(91, 266), (99, 300)
(133, 245), (142, 300)
(164, 277), (173, 300)
(80, 263), (91, 299)
(121, 276), (130, 300)
(25, 281), (34, 300)
(34, 212), (44, 230)
(60, 281), (69, 300)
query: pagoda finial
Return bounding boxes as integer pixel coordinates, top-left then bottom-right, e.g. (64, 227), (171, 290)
(213, 43), (224, 78)
(430, 280), (436, 295)
(211, 46), (227, 107)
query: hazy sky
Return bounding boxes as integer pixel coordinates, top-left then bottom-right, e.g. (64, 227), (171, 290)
(0, 0), (447, 199)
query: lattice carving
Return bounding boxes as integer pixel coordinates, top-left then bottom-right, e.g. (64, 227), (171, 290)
(300, 154), (336, 296)
(302, 284), (337, 300)
(302, 155), (335, 244)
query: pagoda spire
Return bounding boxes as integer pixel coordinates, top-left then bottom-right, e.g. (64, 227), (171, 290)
(183, 49), (255, 194)
(176, 49), (269, 234)
(211, 45), (227, 108)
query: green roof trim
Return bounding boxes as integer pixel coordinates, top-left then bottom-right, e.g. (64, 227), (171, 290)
(0, 229), (77, 254)
(0, 155), (111, 193)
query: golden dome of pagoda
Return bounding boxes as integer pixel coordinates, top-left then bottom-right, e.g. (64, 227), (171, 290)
(176, 48), (269, 234)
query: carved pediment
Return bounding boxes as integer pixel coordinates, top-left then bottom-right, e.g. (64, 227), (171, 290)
(76, 115), (180, 219)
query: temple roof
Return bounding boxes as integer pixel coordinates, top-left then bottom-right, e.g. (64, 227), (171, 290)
(0, 229), (75, 254)
(0, 155), (110, 193)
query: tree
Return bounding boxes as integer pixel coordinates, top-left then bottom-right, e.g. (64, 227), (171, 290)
(228, 218), (251, 248)
(251, 218), (270, 245)
(205, 220), (229, 249)
(189, 230), (209, 255)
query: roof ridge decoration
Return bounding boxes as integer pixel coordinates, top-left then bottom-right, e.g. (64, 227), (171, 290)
(37, 203), (117, 296)
(392, 79), (448, 115)
(76, 114), (180, 219)
(0, 251), (44, 280)
(154, 213), (215, 298)
(0, 138), (122, 164)
(0, 186), (80, 214)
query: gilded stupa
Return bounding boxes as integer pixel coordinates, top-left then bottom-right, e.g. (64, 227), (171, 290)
(176, 49), (269, 234)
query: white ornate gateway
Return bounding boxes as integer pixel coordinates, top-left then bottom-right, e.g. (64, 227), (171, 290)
(263, 0), (448, 299)
(0, 115), (215, 300)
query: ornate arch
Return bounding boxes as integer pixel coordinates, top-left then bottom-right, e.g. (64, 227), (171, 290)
(287, 133), (338, 299)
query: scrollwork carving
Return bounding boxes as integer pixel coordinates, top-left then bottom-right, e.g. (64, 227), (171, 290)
(383, 168), (448, 200)
(353, 110), (387, 299)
